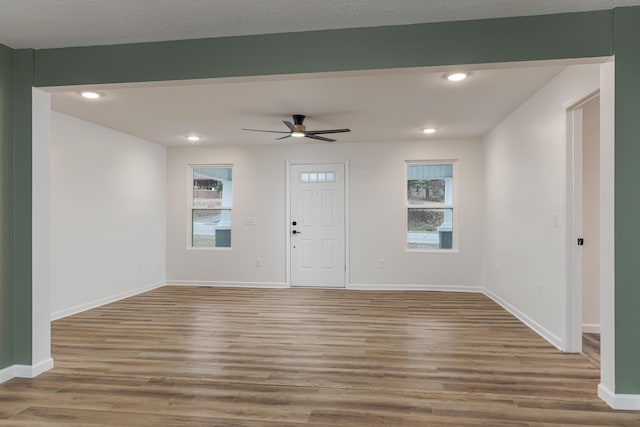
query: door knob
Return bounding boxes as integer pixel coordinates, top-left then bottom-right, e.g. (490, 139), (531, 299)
(292, 230), (301, 235)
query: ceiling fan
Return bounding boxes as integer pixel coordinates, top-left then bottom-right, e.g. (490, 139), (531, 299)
(242, 114), (351, 142)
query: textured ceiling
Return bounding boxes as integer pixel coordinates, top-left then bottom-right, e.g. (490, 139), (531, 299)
(1, 0), (640, 49)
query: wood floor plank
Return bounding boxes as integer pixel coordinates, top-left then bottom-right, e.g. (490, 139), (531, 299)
(0, 286), (638, 425)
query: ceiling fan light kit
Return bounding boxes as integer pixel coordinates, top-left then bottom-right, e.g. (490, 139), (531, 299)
(242, 114), (351, 142)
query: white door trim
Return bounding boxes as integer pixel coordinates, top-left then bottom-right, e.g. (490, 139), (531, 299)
(597, 59), (616, 404)
(285, 161), (349, 288)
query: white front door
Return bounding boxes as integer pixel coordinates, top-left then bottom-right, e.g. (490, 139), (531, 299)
(290, 163), (346, 288)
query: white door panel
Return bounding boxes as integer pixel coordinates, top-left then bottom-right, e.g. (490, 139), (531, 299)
(322, 240), (334, 269)
(290, 163), (345, 287)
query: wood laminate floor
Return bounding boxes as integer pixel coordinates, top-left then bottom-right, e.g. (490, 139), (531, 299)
(1, 286), (639, 426)
(582, 333), (601, 367)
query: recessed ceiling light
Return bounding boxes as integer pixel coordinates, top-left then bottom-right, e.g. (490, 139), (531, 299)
(445, 72), (468, 82)
(187, 135), (201, 142)
(80, 91), (103, 99)
(423, 128), (437, 134)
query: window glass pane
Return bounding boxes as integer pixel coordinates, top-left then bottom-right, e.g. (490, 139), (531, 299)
(407, 163), (452, 206)
(408, 208), (453, 250)
(192, 209), (232, 248)
(193, 167), (232, 208)
(301, 171), (336, 184)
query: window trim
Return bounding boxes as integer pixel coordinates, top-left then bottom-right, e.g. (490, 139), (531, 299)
(404, 160), (458, 253)
(187, 164), (234, 250)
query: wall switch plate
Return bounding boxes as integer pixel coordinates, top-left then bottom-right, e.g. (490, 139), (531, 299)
(256, 258), (262, 268)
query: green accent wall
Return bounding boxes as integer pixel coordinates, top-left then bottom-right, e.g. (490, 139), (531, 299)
(6, 6), (640, 395)
(12, 50), (33, 365)
(0, 43), (14, 370)
(34, 10), (612, 86)
(614, 7), (640, 394)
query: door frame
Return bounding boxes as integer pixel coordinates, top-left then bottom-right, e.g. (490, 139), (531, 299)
(566, 90), (600, 353)
(285, 161), (350, 288)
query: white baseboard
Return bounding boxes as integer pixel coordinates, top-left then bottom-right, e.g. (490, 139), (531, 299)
(14, 358), (54, 378)
(0, 365), (15, 383)
(51, 280), (165, 321)
(34, 357), (55, 376)
(348, 283), (482, 293)
(483, 288), (563, 351)
(0, 358), (54, 384)
(598, 383), (640, 410)
(167, 281), (288, 288)
(582, 323), (601, 334)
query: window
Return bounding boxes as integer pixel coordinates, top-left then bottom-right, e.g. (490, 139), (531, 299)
(189, 166), (233, 248)
(300, 171), (336, 183)
(406, 162), (454, 250)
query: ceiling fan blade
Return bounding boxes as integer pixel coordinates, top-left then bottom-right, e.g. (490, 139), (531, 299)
(242, 128), (290, 134)
(276, 134), (292, 140)
(305, 128), (351, 135)
(305, 134), (336, 143)
(283, 121), (296, 131)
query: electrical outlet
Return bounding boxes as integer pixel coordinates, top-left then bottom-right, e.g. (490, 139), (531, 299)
(378, 258), (384, 269)
(256, 258), (262, 268)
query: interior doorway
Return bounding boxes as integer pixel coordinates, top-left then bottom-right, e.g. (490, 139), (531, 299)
(580, 95), (601, 362)
(567, 92), (600, 355)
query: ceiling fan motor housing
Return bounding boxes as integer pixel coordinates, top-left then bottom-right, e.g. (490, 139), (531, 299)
(292, 115), (306, 132)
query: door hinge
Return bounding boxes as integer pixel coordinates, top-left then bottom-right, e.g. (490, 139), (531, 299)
(577, 238), (584, 246)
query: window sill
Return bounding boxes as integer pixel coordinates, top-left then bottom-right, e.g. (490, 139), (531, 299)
(405, 248), (459, 254)
(187, 246), (233, 251)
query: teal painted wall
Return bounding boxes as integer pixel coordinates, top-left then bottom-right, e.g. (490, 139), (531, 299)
(0, 44), (14, 370)
(34, 10), (611, 86)
(12, 50), (33, 365)
(614, 7), (640, 394)
(8, 7), (640, 394)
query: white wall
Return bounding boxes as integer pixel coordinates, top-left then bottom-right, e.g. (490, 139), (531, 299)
(50, 112), (167, 319)
(483, 64), (600, 349)
(31, 88), (53, 375)
(582, 96), (600, 332)
(598, 59), (615, 404)
(167, 139), (485, 289)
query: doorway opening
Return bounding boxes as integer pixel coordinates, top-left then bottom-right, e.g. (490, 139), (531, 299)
(567, 92), (600, 359)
